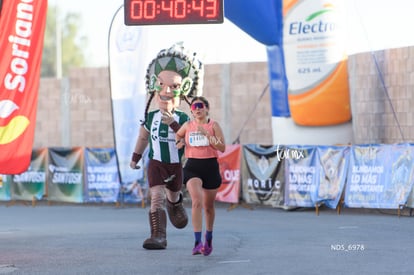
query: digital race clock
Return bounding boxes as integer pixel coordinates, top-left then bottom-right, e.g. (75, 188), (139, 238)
(124, 0), (224, 25)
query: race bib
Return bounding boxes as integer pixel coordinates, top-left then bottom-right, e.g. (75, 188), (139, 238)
(189, 131), (209, 147)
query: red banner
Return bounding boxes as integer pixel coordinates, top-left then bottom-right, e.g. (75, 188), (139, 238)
(216, 144), (241, 203)
(0, 0), (47, 174)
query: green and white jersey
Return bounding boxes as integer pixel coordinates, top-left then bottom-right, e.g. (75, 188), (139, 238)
(144, 109), (189, 163)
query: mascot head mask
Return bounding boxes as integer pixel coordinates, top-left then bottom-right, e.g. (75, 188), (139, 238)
(145, 42), (203, 99)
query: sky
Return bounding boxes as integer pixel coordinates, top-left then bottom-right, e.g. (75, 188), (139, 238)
(344, 0), (414, 55)
(49, 0), (268, 67)
(49, 0), (414, 67)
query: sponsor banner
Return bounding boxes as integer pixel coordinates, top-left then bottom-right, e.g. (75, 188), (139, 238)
(284, 145), (318, 207)
(346, 144), (414, 209)
(216, 144), (241, 204)
(283, 0), (351, 126)
(0, 174), (12, 201)
(0, 0), (48, 174)
(120, 147), (149, 204)
(11, 148), (47, 201)
(241, 144), (286, 208)
(388, 144), (414, 208)
(314, 146), (349, 209)
(108, 6), (149, 197)
(47, 147), (84, 203)
(345, 144), (388, 208)
(84, 148), (120, 203)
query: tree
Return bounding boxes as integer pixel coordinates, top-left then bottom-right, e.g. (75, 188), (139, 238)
(41, 5), (87, 77)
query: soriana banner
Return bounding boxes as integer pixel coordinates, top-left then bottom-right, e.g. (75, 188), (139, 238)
(0, 0), (47, 174)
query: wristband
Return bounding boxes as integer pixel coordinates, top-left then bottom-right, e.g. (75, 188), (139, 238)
(169, 121), (180, 133)
(131, 152), (142, 162)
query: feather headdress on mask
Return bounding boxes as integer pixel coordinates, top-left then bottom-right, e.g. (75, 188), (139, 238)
(145, 42), (204, 98)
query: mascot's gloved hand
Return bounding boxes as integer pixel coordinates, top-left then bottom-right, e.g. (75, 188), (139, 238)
(161, 110), (180, 132)
(130, 153), (142, 169)
(161, 111), (175, 125)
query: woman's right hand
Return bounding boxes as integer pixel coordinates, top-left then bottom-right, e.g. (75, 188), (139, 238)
(176, 139), (185, 149)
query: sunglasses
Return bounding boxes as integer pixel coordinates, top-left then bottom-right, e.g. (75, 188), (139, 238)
(191, 102), (205, 110)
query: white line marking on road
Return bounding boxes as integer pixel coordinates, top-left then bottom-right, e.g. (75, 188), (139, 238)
(218, 260), (251, 264)
(338, 226), (359, 229)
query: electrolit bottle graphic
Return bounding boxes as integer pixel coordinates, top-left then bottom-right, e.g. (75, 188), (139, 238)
(283, 0), (351, 126)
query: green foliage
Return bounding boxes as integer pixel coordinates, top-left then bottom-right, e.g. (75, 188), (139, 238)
(41, 5), (88, 77)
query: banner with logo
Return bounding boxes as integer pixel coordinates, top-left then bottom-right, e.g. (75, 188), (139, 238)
(0, 174), (12, 201)
(313, 145), (349, 209)
(47, 147), (84, 203)
(216, 144), (241, 203)
(283, 0), (350, 126)
(0, 0), (48, 174)
(241, 144), (286, 208)
(386, 144), (414, 208)
(284, 145), (318, 207)
(119, 148), (149, 204)
(345, 144), (414, 209)
(108, 6), (150, 202)
(84, 148), (120, 203)
(11, 148), (47, 201)
(345, 144), (388, 208)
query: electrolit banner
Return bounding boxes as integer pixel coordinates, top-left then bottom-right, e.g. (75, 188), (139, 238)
(283, 0), (351, 126)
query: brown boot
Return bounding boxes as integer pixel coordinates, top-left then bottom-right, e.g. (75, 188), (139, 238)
(166, 193), (188, 229)
(142, 208), (167, 249)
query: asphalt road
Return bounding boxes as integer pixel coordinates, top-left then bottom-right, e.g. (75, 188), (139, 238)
(1, 202), (413, 275)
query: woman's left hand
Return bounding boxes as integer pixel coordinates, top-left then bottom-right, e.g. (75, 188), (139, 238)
(197, 125), (208, 136)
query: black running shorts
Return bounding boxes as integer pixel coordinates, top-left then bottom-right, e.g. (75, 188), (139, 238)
(183, 158), (222, 190)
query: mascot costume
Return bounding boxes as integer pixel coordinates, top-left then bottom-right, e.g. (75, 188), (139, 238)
(130, 42), (203, 249)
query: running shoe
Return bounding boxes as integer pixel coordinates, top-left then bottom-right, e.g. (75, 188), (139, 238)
(192, 242), (203, 255)
(203, 240), (212, 256)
